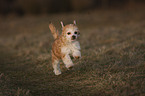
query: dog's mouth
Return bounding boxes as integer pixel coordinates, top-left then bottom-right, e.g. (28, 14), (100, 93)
(71, 38), (76, 41)
(71, 35), (77, 41)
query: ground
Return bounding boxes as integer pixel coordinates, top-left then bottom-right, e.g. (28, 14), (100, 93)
(0, 9), (145, 96)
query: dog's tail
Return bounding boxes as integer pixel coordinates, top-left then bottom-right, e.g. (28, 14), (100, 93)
(49, 23), (59, 39)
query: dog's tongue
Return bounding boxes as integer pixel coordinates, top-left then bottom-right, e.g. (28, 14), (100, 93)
(71, 38), (76, 41)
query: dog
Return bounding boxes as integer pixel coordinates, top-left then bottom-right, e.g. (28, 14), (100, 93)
(49, 20), (81, 75)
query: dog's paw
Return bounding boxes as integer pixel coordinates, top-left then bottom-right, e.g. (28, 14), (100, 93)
(66, 63), (74, 70)
(67, 66), (73, 70)
(54, 70), (61, 75)
(74, 56), (81, 59)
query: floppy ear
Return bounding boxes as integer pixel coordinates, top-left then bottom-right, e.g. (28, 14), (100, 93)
(73, 20), (76, 25)
(60, 21), (64, 28)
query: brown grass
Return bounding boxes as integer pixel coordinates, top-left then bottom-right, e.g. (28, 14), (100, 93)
(0, 9), (145, 96)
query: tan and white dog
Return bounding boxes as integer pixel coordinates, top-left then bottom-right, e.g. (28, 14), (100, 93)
(49, 21), (81, 75)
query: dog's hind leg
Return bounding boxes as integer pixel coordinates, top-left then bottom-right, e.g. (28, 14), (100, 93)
(52, 52), (61, 75)
(52, 60), (61, 75)
(62, 54), (74, 70)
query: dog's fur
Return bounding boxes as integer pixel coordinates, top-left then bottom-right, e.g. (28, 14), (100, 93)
(49, 21), (81, 75)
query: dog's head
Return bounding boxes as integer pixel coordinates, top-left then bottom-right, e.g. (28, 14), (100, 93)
(61, 20), (80, 42)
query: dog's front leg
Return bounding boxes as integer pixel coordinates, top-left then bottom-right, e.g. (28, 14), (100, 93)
(62, 54), (74, 70)
(73, 50), (81, 59)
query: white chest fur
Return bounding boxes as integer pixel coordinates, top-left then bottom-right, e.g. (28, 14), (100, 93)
(61, 41), (81, 55)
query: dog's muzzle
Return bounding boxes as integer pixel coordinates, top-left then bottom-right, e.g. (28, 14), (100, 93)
(72, 35), (76, 40)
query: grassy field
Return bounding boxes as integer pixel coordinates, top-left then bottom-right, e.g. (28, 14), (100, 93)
(0, 9), (145, 96)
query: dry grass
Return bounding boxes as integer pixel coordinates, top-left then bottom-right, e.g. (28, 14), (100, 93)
(0, 9), (145, 96)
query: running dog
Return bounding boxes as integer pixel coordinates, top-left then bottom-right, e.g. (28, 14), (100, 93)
(49, 21), (81, 75)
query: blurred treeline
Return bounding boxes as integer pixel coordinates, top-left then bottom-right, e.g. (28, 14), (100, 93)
(0, 0), (145, 16)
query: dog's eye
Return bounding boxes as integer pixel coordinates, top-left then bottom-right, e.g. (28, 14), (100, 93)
(74, 32), (77, 34)
(67, 32), (71, 35)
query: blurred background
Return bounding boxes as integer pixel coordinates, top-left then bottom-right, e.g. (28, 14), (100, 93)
(0, 0), (145, 16)
(0, 0), (145, 96)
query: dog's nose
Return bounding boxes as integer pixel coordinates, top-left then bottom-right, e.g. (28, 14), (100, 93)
(72, 35), (76, 40)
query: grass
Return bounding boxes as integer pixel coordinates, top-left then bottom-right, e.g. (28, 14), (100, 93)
(0, 9), (145, 96)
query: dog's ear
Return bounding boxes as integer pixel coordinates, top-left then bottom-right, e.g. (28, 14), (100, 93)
(73, 20), (76, 25)
(60, 21), (64, 28)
